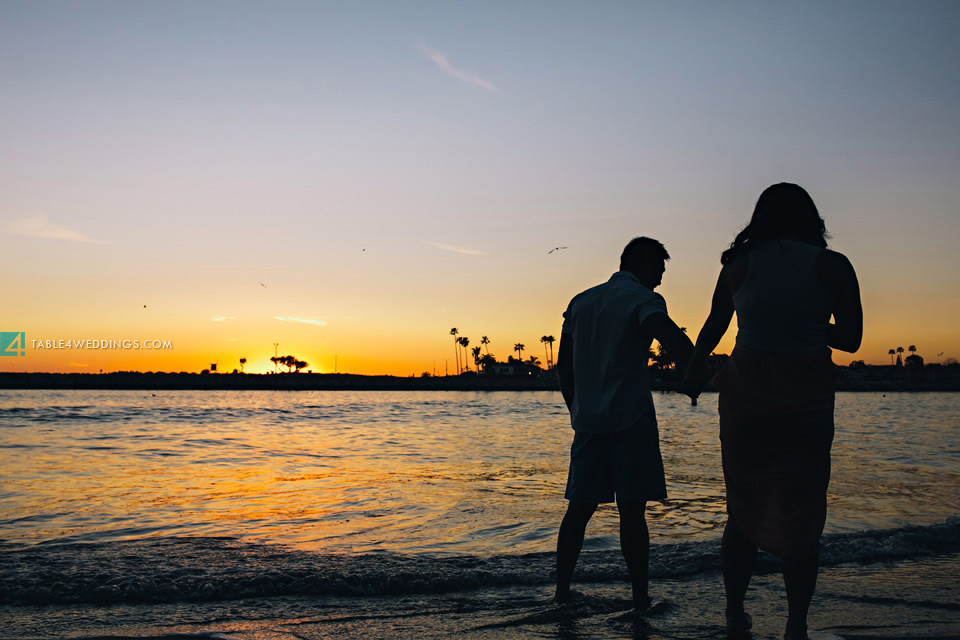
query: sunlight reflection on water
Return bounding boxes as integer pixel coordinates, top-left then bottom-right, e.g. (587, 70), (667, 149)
(0, 390), (957, 554)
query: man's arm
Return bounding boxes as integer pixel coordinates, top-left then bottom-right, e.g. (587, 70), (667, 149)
(557, 333), (574, 411)
(642, 312), (695, 377)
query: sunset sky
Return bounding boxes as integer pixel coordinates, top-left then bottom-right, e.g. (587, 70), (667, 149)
(2, 1), (958, 375)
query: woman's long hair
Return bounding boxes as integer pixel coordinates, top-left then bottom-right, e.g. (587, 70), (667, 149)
(721, 183), (828, 264)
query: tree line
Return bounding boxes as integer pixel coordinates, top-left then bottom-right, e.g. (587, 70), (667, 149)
(448, 328), (557, 375)
(887, 345), (924, 367)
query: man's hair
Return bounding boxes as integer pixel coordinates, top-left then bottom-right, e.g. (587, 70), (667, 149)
(620, 236), (670, 272)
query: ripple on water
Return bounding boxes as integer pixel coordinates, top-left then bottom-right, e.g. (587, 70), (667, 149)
(0, 390), (957, 553)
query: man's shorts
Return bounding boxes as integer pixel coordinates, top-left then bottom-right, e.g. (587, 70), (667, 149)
(564, 412), (667, 504)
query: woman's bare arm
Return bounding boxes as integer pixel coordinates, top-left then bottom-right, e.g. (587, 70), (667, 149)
(819, 250), (863, 353)
(689, 268), (735, 369)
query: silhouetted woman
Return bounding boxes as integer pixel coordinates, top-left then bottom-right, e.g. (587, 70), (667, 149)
(684, 183), (862, 640)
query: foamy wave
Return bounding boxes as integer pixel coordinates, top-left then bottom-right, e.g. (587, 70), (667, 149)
(2, 519), (957, 606)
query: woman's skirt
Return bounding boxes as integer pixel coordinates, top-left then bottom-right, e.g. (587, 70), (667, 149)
(712, 348), (837, 559)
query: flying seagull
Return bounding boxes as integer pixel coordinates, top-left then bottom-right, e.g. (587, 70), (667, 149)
(548, 247), (568, 254)
(259, 282), (267, 288)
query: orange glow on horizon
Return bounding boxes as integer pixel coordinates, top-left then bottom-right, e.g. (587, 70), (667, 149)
(3, 324), (956, 376)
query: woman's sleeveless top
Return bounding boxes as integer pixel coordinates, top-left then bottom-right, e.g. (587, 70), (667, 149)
(733, 240), (831, 355)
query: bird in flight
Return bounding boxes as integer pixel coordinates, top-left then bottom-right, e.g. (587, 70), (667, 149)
(548, 247), (568, 254)
(259, 282), (267, 288)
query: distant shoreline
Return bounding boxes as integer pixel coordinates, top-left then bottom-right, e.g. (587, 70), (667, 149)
(1, 371), (958, 392)
(0, 371), (559, 392)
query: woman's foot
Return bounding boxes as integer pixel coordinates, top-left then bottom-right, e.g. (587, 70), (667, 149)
(633, 595), (672, 612)
(783, 620), (807, 640)
(551, 588), (584, 605)
(725, 609), (752, 638)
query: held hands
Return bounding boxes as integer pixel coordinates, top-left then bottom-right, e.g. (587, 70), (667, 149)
(679, 377), (701, 405)
(680, 361), (710, 405)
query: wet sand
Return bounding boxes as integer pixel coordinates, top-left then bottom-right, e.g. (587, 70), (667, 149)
(4, 554), (957, 639)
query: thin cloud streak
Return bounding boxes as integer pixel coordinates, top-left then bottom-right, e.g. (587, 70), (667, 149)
(3, 212), (105, 244)
(423, 241), (485, 255)
(418, 42), (502, 93)
(210, 316), (236, 322)
(274, 316), (327, 326)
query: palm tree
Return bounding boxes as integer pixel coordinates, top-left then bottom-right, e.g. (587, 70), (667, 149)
(479, 353), (497, 373)
(514, 343), (525, 360)
(526, 355), (541, 369)
(239, 357), (246, 373)
(889, 349), (896, 365)
(651, 343), (671, 370)
(471, 346), (482, 373)
(450, 328), (460, 375)
(542, 335), (556, 368)
(896, 346), (905, 366)
(481, 335), (490, 355)
(908, 345), (917, 358)
(458, 336), (470, 373)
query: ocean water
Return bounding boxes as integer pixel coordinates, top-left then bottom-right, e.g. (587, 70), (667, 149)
(1, 390), (959, 639)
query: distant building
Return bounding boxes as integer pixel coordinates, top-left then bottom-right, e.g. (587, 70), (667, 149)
(486, 362), (542, 377)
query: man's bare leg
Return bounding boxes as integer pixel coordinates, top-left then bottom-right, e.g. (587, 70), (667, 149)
(555, 501), (597, 602)
(617, 500), (650, 608)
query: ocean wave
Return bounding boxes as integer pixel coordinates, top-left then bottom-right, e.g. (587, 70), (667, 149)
(0, 397), (560, 426)
(0, 405), (255, 424)
(0, 404), (377, 426)
(1, 519), (957, 606)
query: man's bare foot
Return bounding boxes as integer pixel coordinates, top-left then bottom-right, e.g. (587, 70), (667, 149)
(632, 597), (671, 614)
(725, 609), (752, 638)
(783, 621), (807, 640)
(611, 598), (670, 621)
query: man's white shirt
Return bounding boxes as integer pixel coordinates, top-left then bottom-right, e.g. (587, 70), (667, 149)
(561, 271), (667, 433)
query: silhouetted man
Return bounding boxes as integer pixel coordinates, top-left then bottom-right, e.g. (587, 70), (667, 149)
(555, 236), (695, 609)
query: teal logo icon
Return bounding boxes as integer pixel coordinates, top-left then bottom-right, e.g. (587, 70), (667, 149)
(1, 332), (26, 356)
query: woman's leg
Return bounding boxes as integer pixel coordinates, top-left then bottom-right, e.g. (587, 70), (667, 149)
(722, 518), (757, 634)
(782, 551), (819, 640)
